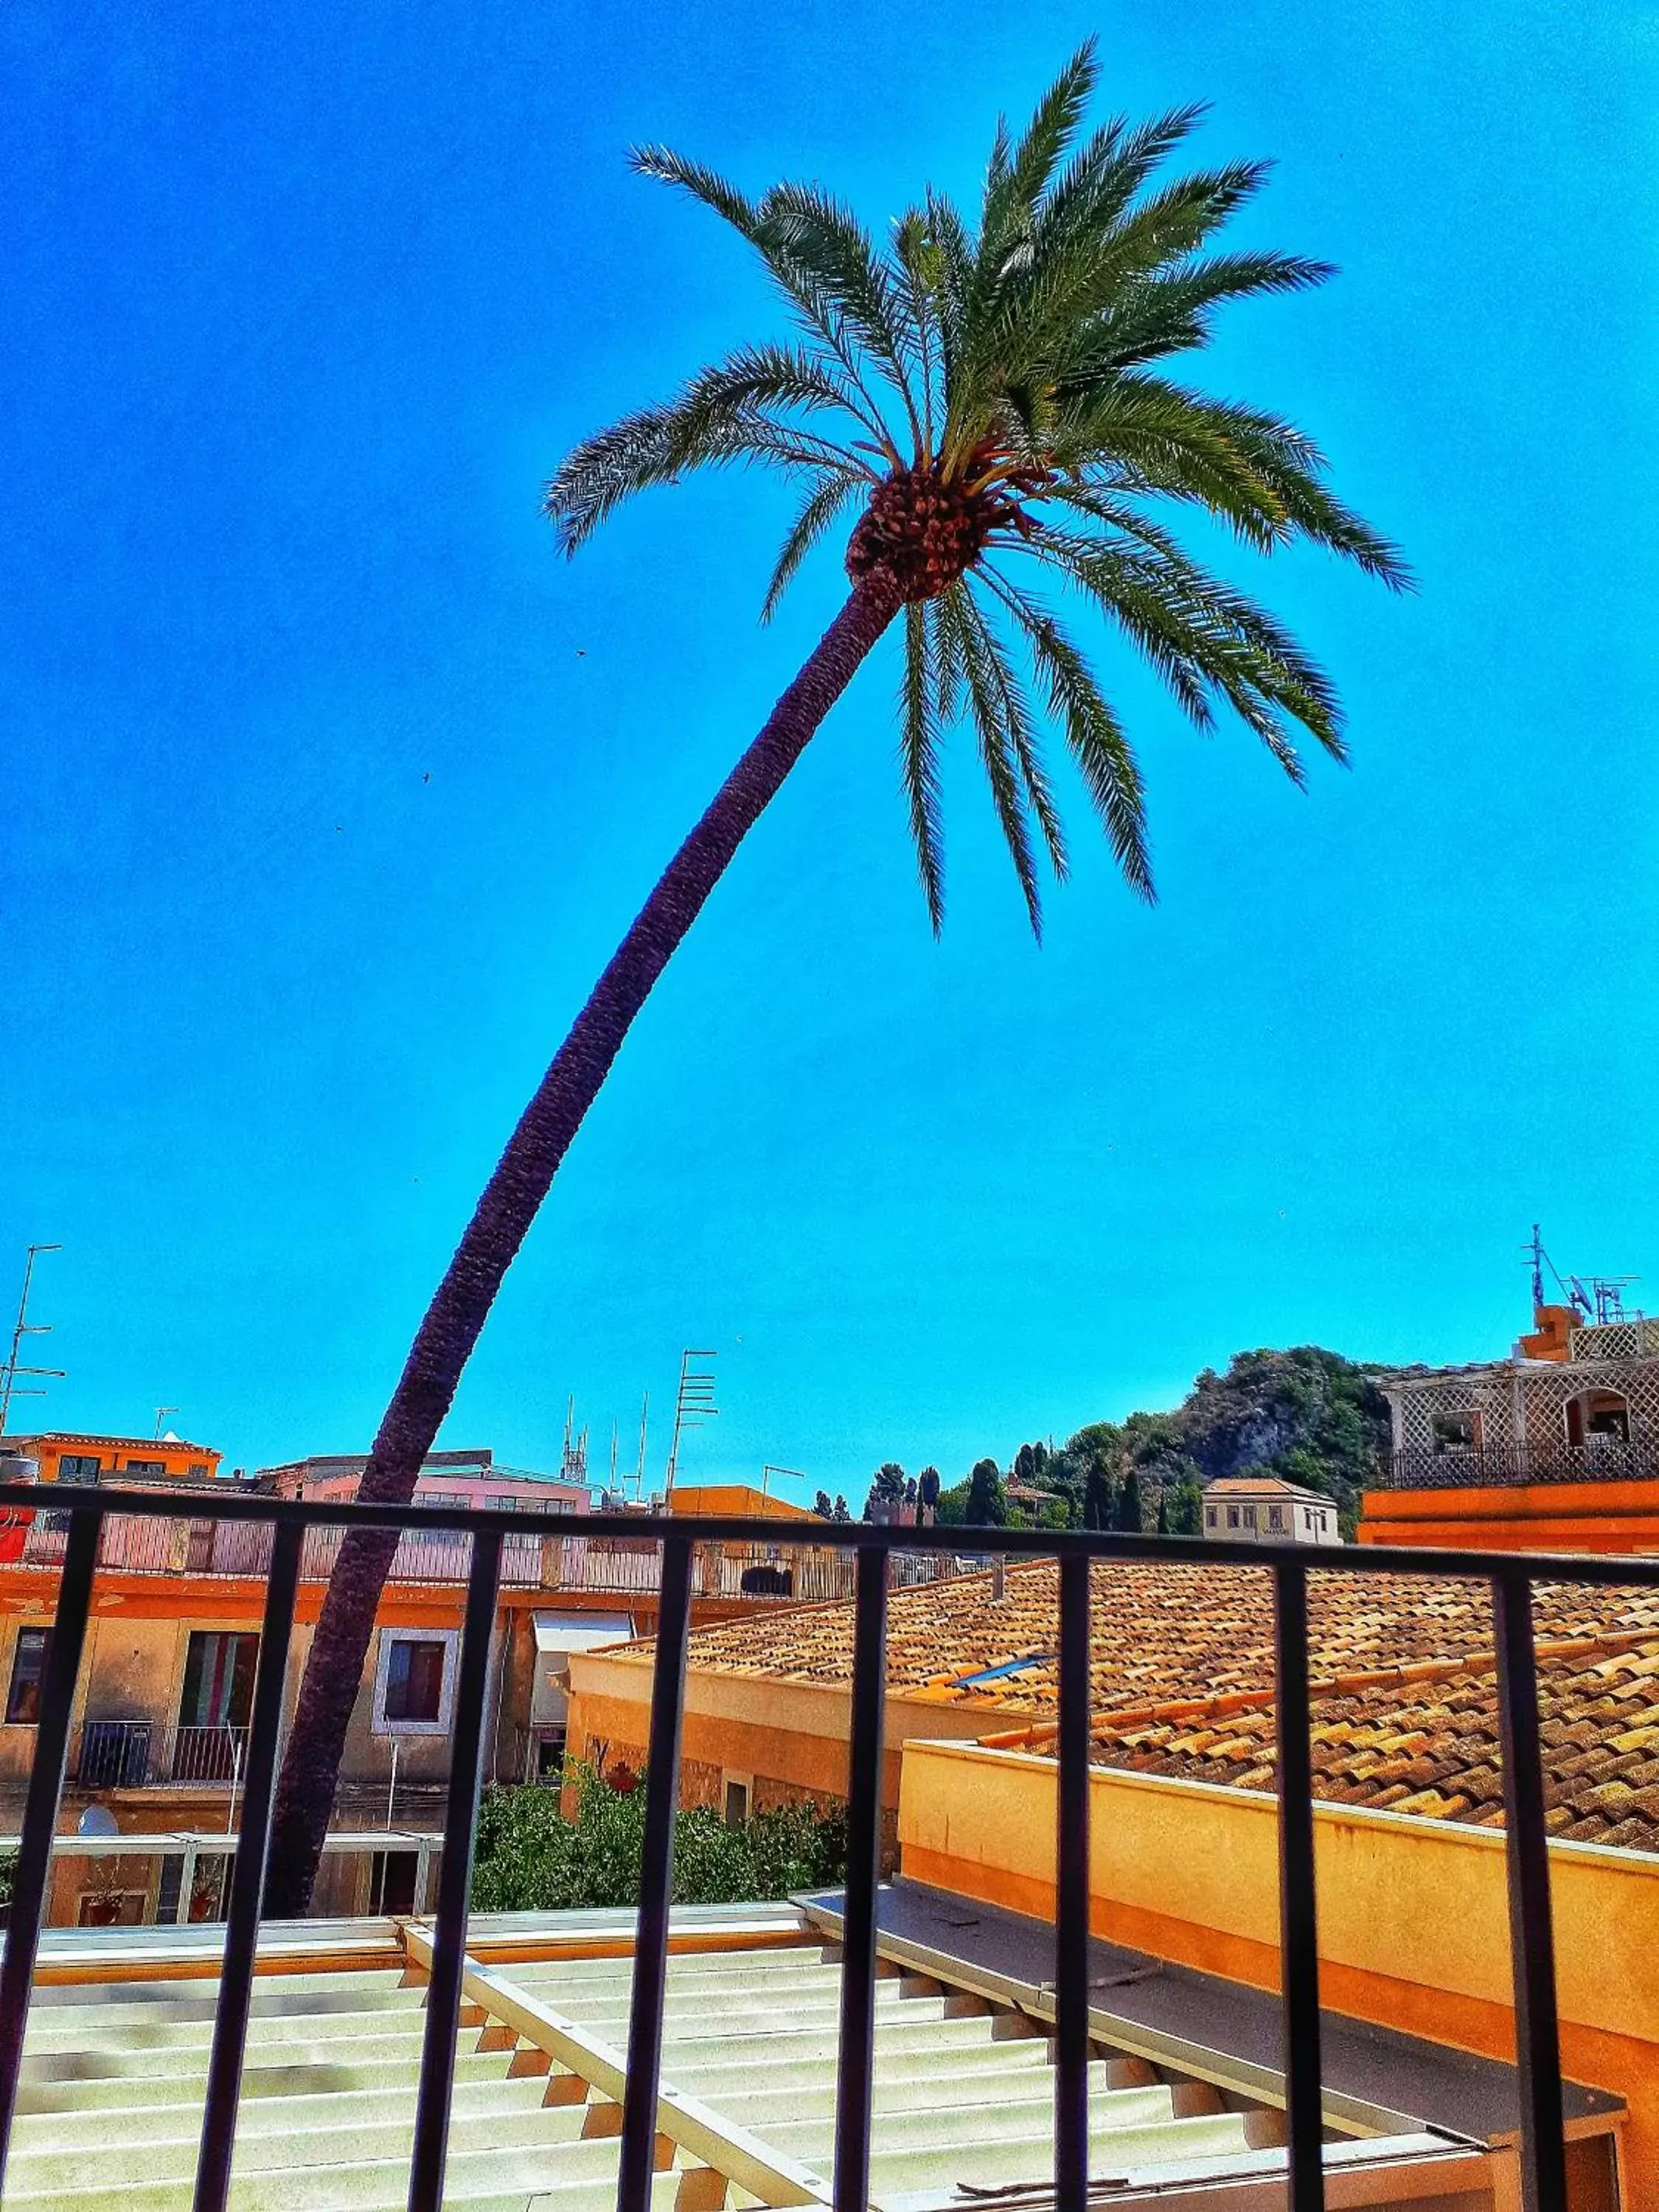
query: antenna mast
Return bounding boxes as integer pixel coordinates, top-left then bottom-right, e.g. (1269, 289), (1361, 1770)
(0, 1245), (65, 1438)
(664, 1350), (718, 1499)
(558, 1397), (588, 1486)
(1523, 1227), (1640, 1326)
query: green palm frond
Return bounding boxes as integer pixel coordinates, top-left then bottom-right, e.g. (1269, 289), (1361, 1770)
(552, 46), (1408, 930)
(950, 585), (1043, 933)
(545, 396), (872, 557)
(760, 474), (865, 624)
(931, 581), (967, 726)
(960, 591), (1069, 886)
(900, 602), (946, 931)
(1015, 525), (1345, 762)
(1036, 105), (1207, 260)
(998, 41), (1099, 233)
(631, 145), (912, 455)
(757, 183), (922, 441)
(984, 572), (1153, 900)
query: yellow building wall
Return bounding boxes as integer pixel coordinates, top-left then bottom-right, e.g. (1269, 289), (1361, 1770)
(900, 1739), (1659, 2205)
(566, 1651), (998, 1847)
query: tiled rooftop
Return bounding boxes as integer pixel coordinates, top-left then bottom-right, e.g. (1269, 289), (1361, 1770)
(1204, 1476), (1326, 1500)
(661, 1557), (1659, 1725)
(1088, 1632), (1659, 1853)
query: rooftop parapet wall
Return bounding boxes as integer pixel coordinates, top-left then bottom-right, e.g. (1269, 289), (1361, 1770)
(1361, 1476), (1659, 1553)
(898, 1736), (1659, 2206)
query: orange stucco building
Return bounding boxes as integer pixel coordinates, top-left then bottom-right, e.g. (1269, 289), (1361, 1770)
(1, 1429), (224, 1486)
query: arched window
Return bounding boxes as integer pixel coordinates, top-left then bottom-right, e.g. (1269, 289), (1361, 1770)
(1565, 1388), (1630, 1453)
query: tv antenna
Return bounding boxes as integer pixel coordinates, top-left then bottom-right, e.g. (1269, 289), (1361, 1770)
(153, 1406), (179, 1440)
(1523, 1225), (1639, 1326)
(664, 1350), (718, 1498)
(0, 1245), (65, 1438)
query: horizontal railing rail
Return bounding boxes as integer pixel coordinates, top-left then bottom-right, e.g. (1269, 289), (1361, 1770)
(0, 1479), (1624, 2212)
(4, 1496), (961, 1603)
(1383, 1440), (1659, 1489)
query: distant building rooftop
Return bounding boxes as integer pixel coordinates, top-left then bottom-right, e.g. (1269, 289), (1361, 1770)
(1205, 1475), (1332, 1503)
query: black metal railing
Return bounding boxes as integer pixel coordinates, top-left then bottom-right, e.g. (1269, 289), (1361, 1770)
(76, 1717), (153, 1789)
(1385, 1440), (1659, 1489)
(0, 1481), (1628, 2212)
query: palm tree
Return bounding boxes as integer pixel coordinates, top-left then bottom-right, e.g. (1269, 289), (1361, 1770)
(265, 41), (1406, 1913)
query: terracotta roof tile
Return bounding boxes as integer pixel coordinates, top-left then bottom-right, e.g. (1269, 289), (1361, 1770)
(613, 1554), (1659, 1854)
(1088, 1630), (1659, 1855)
(655, 1558), (1659, 1721)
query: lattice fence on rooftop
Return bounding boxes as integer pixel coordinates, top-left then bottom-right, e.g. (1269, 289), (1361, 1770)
(1385, 1350), (1659, 1487)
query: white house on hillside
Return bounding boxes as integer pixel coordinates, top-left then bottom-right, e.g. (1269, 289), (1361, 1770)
(1202, 1475), (1340, 1545)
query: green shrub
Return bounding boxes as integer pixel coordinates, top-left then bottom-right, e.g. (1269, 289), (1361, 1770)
(471, 1764), (846, 1913)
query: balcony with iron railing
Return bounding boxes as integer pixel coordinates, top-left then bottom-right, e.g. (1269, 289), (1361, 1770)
(0, 1477), (1613, 2212)
(1380, 1436), (1659, 1489)
(69, 1717), (252, 1789)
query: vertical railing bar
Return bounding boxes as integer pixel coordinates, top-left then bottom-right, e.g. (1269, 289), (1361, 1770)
(1055, 1551), (1092, 2212)
(407, 1527), (503, 2212)
(616, 1533), (695, 2212)
(192, 1519), (303, 2212)
(832, 1543), (888, 2212)
(1273, 1557), (1324, 2212)
(1493, 1569), (1568, 2212)
(0, 1504), (103, 2189)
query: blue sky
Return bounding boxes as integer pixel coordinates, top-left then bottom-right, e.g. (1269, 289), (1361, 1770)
(4, 1), (1655, 1506)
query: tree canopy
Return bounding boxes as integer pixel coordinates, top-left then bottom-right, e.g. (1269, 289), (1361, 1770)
(546, 39), (1407, 934)
(833, 1343), (1385, 1535)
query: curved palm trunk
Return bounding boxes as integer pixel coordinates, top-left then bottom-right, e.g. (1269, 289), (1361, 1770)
(265, 580), (900, 1916)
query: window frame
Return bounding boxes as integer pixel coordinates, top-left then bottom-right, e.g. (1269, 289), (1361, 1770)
(177, 1629), (261, 1733)
(6, 1627), (49, 1725)
(372, 1627), (459, 1736)
(1430, 1411), (1481, 1455)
